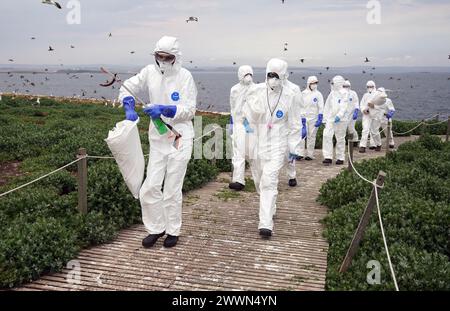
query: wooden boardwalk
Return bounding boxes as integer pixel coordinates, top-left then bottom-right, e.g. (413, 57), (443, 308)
(16, 136), (417, 291)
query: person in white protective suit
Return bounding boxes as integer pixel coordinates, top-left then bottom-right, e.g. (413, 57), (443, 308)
(229, 65), (255, 191)
(359, 81), (387, 153)
(343, 80), (360, 146)
(118, 36), (197, 248)
(282, 62), (306, 188)
(243, 58), (305, 238)
(322, 75), (351, 165)
(299, 76), (324, 161)
(370, 87), (396, 149)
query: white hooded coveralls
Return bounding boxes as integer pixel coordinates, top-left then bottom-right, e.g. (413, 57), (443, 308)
(118, 36), (197, 236)
(243, 58), (302, 231)
(283, 78), (305, 180)
(299, 76), (324, 159)
(322, 76), (350, 161)
(230, 65), (254, 185)
(344, 81), (360, 141)
(359, 81), (381, 148)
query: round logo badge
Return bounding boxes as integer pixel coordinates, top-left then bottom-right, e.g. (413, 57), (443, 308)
(276, 110), (284, 119)
(338, 99), (341, 104)
(349, 97), (353, 102)
(171, 92), (180, 101)
(313, 98), (318, 103)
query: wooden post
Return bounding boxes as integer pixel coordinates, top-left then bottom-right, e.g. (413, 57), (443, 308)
(348, 133), (354, 172)
(339, 171), (386, 273)
(446, 117), (450, 143)
(77, 148), (88, 214)
(420, 119), (426, 137)
(386, 122), (392, 155)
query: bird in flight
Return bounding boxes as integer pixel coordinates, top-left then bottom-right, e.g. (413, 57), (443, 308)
(130, 51), (135, 54)
(364, 57), (370, 63)
(48, 46), (54, 51)
(41, 0), (62, 9)
(108, 33), (112, 37)
(300, 58), (305, 63)
(186, 17), (199, 23)
(70, 45), (75, 49)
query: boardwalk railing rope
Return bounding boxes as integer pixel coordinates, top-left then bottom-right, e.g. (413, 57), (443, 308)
(0, 126), (224, 198)
(345, 139), (400, 291)
(0, 157), (85, 198)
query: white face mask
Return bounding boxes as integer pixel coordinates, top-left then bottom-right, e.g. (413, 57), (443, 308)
(158, 61), (173, 74)
(309, 84), (318, 91)
(367, 87), (374, 93)
(242, 75), (253, 85)
(267, 78), (281, 90)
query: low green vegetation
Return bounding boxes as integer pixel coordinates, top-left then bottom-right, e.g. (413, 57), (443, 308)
(0, 96), (230, 288)
(319, 135), (450, 290)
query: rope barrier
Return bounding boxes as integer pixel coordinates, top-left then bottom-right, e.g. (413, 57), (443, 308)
(0, 157), (85, 198)
(347, 140), (399, 291)
(373, 181), (400, 291)
(0, 126), (225, 198)
(392, 122), (424, 136)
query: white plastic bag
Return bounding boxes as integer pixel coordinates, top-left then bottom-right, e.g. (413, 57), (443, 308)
(105, 119), (145, 199)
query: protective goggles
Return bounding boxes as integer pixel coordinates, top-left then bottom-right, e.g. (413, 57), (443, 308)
(310, 81), (319, 85)
(267, 72), (280, 79)
(154, 51), (176, 63)
(343, 85), (350, 88)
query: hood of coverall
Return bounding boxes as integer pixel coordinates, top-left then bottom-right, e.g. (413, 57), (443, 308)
(331, 75), (345, 92)
(153, 36), (182, 76)
(344, 80), (351, 88)
(366, 80), (376, 93)
(238, 65), (253, 81)
(307, 75), (319, 91)
(238, 65), (254, 85)
(266, 58), (287, 92)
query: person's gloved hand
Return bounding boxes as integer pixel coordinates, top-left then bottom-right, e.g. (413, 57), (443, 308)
(243, 118), (254, 133)
(229, 116), (234, 135)
(386, 110), (395, 120)
(352, 109), (359, 120)
(301, 118), (307, 139)
(288, 153), (297, 162)
(334, 116), (341, 124)
(143, 105), (163, 119)
(161, 105), (177, 118)
(122, 96), (138, 121)
(314, 114), (323, 128)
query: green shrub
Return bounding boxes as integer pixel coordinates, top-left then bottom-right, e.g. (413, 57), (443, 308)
(320, 136), (450, 290)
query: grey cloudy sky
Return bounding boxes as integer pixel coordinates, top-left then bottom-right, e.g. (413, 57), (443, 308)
(1, 0), (450, 67)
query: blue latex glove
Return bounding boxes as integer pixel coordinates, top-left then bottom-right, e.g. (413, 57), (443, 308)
(386, 110), (395, 119)
(334, 116), (341, 124)
(143, 105), (163, 119)
(229, 116), (233, 135)
(123, 96), (138, 121)
(352, 109), (359, 120)
(288, 152), (298, 162)
(301, 118), (307, 139)
(243, 118), (254, 133)
(314, 114), (323, 128)
(161, 105), (177, 118)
